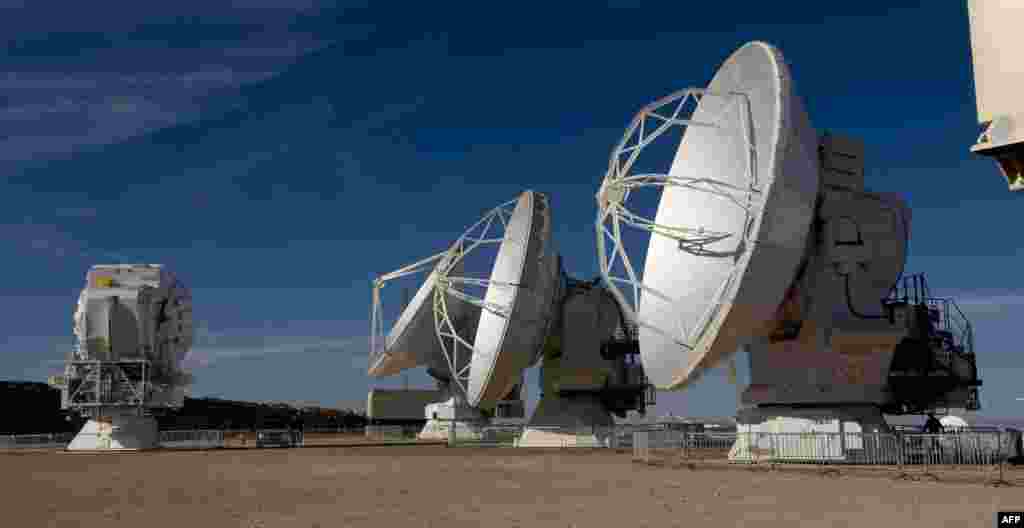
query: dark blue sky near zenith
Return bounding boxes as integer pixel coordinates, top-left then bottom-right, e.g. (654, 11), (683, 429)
(1, 1), (1021, 418)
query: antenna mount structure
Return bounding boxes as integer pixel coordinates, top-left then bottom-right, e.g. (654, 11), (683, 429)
(370, 191), (656, 446)
(596, 41), (983, 461)
(60, 264), (193, 451)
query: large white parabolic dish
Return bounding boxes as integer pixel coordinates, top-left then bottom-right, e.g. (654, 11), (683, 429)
(629, 42), (820, 389)
(465, 191), (558, 408)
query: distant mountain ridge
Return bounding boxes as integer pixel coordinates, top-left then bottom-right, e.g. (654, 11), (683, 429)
(0, 380), (367, 434)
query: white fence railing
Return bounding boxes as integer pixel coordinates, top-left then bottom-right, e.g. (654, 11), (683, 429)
(5, 426), (1018, 473)
(633, 430), (1020, 476)
(0, 433), (75, 449)
(160, 430), (226, 449)
(446, 423), (668, 448)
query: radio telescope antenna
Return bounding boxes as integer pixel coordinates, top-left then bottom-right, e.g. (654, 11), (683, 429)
(368, 194), (555, 439)
(596, 41), (982, 459)
(368, 237), (484, 439)
(60, 264), (193, 451)
(436, 190), (653, 447)
(441, 191), (559, 408)
(598, 41), (819, 389)
(372, 190), (655, 446)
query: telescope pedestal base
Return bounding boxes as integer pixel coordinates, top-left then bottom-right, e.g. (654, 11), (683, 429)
(417, 420), (484, 441)
(417, 397), (483, 441)
(67, 413), (159, 451)
(728, 405), (889, 462)
(517, 394), (615, 448)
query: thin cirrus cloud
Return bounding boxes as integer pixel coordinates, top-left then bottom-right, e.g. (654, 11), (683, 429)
(0, 0), (334, 172)
(183, 327), (371, 370)
(953, 293), (1024, 314)
(0, 70), (278, 167)
(946, 292), (1024, 317)
(0, 70), (274, 92)
(220, 40), (330, 59)
(16, 327), (371, 376)
(0, 97), (191, 164)
(0, 220), (140, 263)
(0, 1), (331, 33)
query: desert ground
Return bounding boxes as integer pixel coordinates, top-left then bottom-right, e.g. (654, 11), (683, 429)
(4, 445), (1022, 528)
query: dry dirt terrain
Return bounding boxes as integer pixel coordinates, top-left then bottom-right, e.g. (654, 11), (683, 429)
(4, 445), (1021, 527)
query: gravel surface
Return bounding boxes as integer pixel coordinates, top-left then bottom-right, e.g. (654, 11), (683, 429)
(5, 445), (1021, 527)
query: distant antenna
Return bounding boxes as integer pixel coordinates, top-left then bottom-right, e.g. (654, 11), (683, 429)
(460, 191), (558, 408)
(368, 216), (488, 440)
(63, 264), (194, 451)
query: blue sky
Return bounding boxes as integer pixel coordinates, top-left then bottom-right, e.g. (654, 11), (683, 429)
(1, 1), (1021, 418)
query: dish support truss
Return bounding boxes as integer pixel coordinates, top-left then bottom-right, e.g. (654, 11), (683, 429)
(62, 359), (150, 415)
(371, 196), (549, 400)
(596, 88), (763, 352)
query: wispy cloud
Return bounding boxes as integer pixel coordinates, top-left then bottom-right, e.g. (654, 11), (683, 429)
(0, 96), (195, 164)
(7, 326), (371, 378)
(0, 2), (332, 31)
(0, 70), (274, 91)
(0, 69), (279, 169)
(221, 41), (329, 59)
(0, 220), (140, 262)
(954, 293), (1024, 311)
(0, 0), (334, 171)
(954, 292), (1024, 304)
(183, 323), (370, 370)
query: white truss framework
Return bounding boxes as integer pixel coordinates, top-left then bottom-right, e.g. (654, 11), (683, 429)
(63, 360), (150, 410)
(370, 197), (525, 399)
(370, 249), (449, 364)
(595, 88), (762, 350)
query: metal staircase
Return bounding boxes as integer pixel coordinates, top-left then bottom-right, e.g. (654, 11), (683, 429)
(599, 320), (656, 413)
(884, 274), (982, 413)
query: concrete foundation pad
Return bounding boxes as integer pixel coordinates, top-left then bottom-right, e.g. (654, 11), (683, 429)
(417, 420), (483, 441)
(418, 397), (484, 441)
(67, 414), (159, 451)
(517, 394), (615, 448)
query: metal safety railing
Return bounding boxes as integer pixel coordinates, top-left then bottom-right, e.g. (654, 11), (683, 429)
(7, 424), (1014, 480)
(443, 423), (669, 449)
(0, 433), (76, 449)
(160, 430), (226, 449)
(0, 423), (679, 451)
(634, 431), (1014, 464)
(633, 430), (1021, 485)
